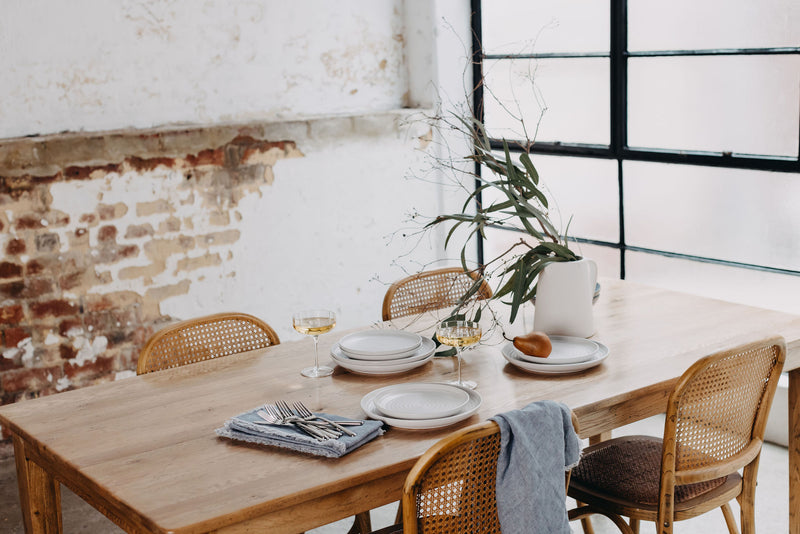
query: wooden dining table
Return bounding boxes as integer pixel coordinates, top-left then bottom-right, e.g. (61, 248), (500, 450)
(2, 279), (800, 534)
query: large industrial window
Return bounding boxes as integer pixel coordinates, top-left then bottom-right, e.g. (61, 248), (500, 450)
(473, 0), (800, 313)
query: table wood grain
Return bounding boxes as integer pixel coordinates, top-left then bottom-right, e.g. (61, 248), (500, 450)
(2, 279), (800, 533)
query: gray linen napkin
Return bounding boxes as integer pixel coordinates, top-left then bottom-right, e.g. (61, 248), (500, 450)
(490, 400), (581, 534)
(215, 408), (384, 458)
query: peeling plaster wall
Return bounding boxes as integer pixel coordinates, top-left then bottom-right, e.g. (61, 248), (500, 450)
(0, 0), (409, 139)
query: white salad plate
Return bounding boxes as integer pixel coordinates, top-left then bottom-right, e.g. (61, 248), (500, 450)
(362, 384), (482, 430)
(338, 330), (422, 360)
(502, 341), (609, 375)
(373, 383), (470, 420)
(516, 335), (600, 365)
(331, 338), (436, 375)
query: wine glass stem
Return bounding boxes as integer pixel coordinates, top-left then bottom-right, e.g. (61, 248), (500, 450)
(456, 347), (463, 387)
(312, 335), (320, 370)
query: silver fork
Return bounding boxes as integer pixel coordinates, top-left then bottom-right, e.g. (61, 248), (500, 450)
(265, 403), (333, 441)
(292, 401), (357, 437)
(275, 401), (340, 440)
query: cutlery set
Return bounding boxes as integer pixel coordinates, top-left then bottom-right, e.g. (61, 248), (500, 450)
(256, 400), (363, 441)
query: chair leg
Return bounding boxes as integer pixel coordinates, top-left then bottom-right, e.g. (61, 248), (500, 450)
(629, 518), (639, 533)
(574, 500), (596, 534)
(720, 502), (741, 534)
(568, 505), (634, 534)
(346, 512), (372, 534)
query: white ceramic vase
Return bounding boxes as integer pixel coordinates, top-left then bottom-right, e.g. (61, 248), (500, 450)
(533, 257), (597, 338)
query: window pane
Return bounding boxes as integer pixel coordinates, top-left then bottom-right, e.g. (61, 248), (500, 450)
(626, 252), (800, 316)
(526, 155), (619, 243)
(629, 0), (800, 51)
(628, 55), (800, 157)
(624, 161), (800, 271)
(484, 58), (609, 145)
(482, 0), (609, 55)
(481, 228), (620, 283)
(480, 155), (618, 243)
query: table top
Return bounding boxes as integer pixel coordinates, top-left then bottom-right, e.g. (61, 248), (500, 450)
(2, 279), (800, 533)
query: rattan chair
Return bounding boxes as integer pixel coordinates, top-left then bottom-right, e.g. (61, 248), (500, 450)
(569, 336), (786, 534)
(372, 417), (632, 534)
(382, 267), (492, 322)
(137, 312), (280, 375)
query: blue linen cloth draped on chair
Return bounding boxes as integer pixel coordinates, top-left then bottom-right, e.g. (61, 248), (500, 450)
(491, 400), (581, 534)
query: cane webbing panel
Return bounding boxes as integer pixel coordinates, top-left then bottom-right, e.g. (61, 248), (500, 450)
(414, 431), (502, 533)
(673, 343), (780, 471)
(137, 313), (279, 375)
(382, 268), (492, 321)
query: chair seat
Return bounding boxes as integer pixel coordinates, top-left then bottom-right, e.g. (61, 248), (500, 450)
(570, 435), (742, 516)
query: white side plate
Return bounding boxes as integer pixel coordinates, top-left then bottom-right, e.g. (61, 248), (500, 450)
(515, 335), (599, 364)
(338, 330), (422, 360)
(330, 338), (436, 375)
(373, 383), (470, 420)
(502, 341), (609, 375)
(361, 385), (482, 430)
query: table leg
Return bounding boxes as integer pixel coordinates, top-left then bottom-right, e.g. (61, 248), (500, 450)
(13, 435), (62, 534)
(790, 369), (799, 534)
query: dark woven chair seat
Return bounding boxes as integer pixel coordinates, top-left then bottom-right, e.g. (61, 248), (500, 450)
(571, 436), (729, 505)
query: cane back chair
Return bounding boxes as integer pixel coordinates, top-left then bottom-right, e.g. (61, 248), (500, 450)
(382, 267), (492, 322)
(370, 416), (632, 534)
(137, 312), (280, 375)
(569, 336), (786, 534)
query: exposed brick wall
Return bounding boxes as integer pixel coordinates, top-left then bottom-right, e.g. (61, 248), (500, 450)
(0, 125), (302, 441)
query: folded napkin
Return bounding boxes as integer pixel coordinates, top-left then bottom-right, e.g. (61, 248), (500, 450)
(490, 400), (581, 534)
(215, 407), (384, 458)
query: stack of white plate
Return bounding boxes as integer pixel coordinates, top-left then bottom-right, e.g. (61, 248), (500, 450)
(502, 335), (610, 375)
(330, 330), (436, 376)
(361, 382), (482, 429)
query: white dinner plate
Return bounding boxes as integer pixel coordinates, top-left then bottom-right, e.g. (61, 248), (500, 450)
(515, 335), (600, 365)
(502, 341), (609, 375)
(373, 383), (470, 420)
(330, 338), (435, 375)
(362, 384), (482, 430)
(338, 330), (422, 360)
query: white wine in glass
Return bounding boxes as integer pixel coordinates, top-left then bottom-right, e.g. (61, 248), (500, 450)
(293, 310), (336, 378)
(436, 320), (482, 389)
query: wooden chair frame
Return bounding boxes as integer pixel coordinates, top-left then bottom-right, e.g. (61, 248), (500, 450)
(382, 267), (492, 322)
(137, 312), (280, 375)
(569, 336), (786, 534)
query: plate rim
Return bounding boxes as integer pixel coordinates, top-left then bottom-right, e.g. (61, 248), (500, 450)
(373, 383), (471, 420)
(361, 383), (482, 429)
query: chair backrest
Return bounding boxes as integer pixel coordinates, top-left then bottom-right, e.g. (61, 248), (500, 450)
(137, 312), (280, 375)
(402, 412), (579, 534)
(402, 420), (502, 534)
(657, 336), (786, 525)
(382, 267), (492, 321)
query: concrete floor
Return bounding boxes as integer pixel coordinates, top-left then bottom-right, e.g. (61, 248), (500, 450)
(0, 415), (789, 533)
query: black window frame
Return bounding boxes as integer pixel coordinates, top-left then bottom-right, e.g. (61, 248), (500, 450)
(471, 0), (800, 279)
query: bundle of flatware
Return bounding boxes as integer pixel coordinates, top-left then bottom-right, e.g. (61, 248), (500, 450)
(256, 400), (364, 441)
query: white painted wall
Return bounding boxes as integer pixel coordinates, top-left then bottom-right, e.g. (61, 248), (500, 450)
(0, 0), (409, 138)
(1, 0), (476, 339)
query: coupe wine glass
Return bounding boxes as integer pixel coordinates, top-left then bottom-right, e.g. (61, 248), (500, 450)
(292, 309), (336, 378)
(435, 320), (482, 389)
